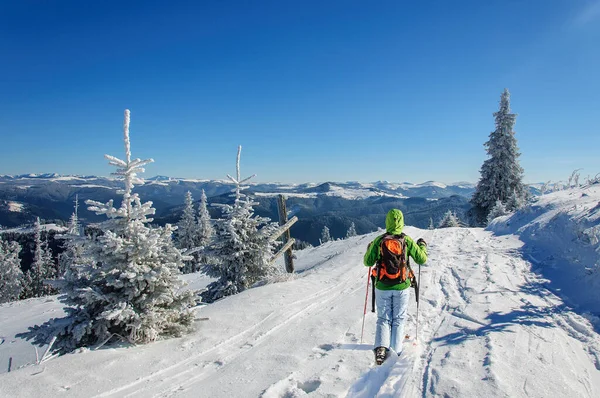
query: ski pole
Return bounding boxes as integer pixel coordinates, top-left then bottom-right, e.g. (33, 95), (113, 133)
(415, 262), (422, 343)
(360, 267), (371, 344)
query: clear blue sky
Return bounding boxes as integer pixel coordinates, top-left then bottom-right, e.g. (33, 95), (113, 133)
(1, 0), (598, 184)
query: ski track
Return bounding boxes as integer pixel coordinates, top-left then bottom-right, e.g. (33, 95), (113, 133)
(408, 228), (600, 398)
(96, 237), (373, 398)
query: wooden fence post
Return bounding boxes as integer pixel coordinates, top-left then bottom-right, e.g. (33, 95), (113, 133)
(277, 195), (295, 273)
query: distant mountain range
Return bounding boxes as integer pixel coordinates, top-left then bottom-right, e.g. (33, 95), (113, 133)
(0, 174), (534, 245)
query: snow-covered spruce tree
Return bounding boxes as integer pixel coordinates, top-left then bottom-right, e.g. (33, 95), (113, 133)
(40, 110), (195, 353)
(176, 191), (199, 273)
(487, 199), (508, 224)
(193, 189), (215, 273)
(201, 146), (279, 303)
(197, 189), (214, 247)
(176, 191), (198, 250)
(0, 236), (23, 303)
(22, 218), (56, 298)
(346, 222), (357, 238)
(320, 225), (332, 244)
(428, 217), (435, 230)
(470, 89), (527, 225)
(438, 210), (460, 228)
(58, 196), (85, 277)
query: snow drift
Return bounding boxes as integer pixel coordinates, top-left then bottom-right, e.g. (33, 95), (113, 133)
(488, 184), (600, 314)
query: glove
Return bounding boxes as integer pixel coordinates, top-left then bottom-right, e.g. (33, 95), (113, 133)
(417, 238), (427, 247)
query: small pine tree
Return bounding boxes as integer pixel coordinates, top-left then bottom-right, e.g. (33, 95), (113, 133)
(471, 89), (527, 225)
(568, 169), (582, 188)
(0, 237), (23, 303)
(190, 189), (215, 273)
(438, 210), (460, 228)
(22, 218), (56, 298)
(32, 109), (195, 353)
(487, 199), (508, 224)
(320, 225), (332, 244)
(293, 239), (313, 250)
(540, 181), (551, 195)
(176, 191), (199, 273)
(58, 196), (85, 277)
(202, 146), (279, 303)
(197, 189), (214, 247)
(428, 217), (434, 230)
(346, 222), (357, 238)
(176, 191), (199, 251)
(506, 189), (525, 212)
(67, 195), (81, 236)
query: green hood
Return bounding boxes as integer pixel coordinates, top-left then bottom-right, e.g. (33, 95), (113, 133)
(385, 209), (404, 235)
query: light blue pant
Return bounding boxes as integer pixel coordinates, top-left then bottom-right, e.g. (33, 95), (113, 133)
(374, 288), (410, 354)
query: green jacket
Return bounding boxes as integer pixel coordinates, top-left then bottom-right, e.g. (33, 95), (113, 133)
(364, 209), (428, 291)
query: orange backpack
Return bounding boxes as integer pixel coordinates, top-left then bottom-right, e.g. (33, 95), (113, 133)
(372, 233), (414, 286)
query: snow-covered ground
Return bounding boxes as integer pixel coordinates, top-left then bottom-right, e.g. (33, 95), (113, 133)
(1, 187), (600, 397)
(0, 224), (68, 234)
(6, 201), (24, 212)
(488, 185), (600, 313)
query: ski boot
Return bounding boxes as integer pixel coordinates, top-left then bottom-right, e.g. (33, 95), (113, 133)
(374, 346), (388, 365)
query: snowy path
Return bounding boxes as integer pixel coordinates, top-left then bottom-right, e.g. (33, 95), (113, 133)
(395, 228), (600, 398)
(1, 227), (600, 397)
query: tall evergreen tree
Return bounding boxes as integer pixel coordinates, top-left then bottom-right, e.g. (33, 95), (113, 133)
(176, 191), (199, 251)
(0, 236), (23, 303)
(193, 189), (215, 273)
(320, 226), (332, 243)
(346, 222), (357, 238)
(22, 218), (56, 298)
(35, 109), (195, 353)
(197, 189), (214, 247)
(202, 146), (279, 303)
(59, 195), (85, 277)
(471, 89), (527, 225)
(67, 195), (81, 236)
(176, 191), (200, 273)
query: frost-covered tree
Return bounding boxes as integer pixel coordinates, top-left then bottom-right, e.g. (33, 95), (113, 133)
(176, 191), (199, 251)
(22, 218), (56, 298)
(438, 210), (460, 228)
(568, 169), (582, 188)
(428, 217), (435, 230)
(507, 190), (525, 212)
(587, 173), (600, 185)
(197, 189), (214, 246)
(320, 225), (332, 244)
(201, 146), (279, 303)
(540, 181), (551, 195)
(28, 110), (195, 353)
(176, 191), (200, 273)
(191, 189), (215, 273)
(67, 195), (81, 236)
(293, 239), (313, 250)
(0, 237), (23, 303)
(346, 222), (357, 238)
(487, 200), (508, 224)
(58, 196), (85, 277)
(471, 89), (527, 224)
